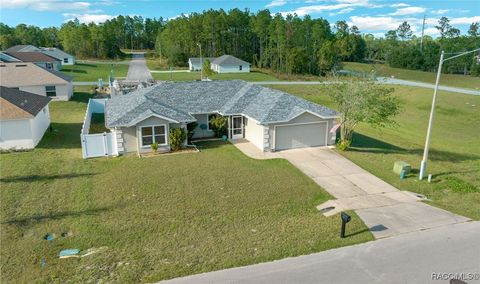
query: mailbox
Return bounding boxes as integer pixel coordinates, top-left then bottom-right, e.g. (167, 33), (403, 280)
(340, 212), (351, 238)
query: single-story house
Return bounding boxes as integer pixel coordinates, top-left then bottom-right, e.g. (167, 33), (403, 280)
(5, 52), (62, 71)
(105, 80), (338, 155)
(39, 47), (75, 65)
(211, 55), (250, 73)
(0, 62), (73, 101)
(188, 57), (216, 71)
(0, 86), (51, 150)
(4, 45), (40, 52)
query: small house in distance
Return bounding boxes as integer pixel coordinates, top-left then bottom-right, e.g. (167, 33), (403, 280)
(40, 47), (75, 65)
(5, 51), (62, 71)
(0, 86), (52, 150)
(211, 55), (250, 73)
(188, 57), (215, 71)
(188, 55), (250, 73)
(0, 62), (73, 101)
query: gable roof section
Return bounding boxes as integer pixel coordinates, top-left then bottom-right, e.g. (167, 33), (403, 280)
(188, 57), (216, 65)
(4, 45), (40, 52)
(40, 48), (74, 60)
(105, 80), (337, 128)
(6, 52), (60, 63)
(0, 52), (21, 62)
(0, 62), (71, 87)
(0, 86), (51, 120)
(212, 55), (250, 66)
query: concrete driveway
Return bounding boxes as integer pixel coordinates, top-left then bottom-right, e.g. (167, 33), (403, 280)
(233, 141), (470, 238)
(126, 53), (153, 81)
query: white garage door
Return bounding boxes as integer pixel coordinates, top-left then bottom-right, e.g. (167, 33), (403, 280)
(275, 122), (327, 150)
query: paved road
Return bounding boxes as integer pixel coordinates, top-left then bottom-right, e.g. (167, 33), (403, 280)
(126, 53), (153, 81)
(233, 143), (470, 239)
(160, 221), (480, 284)
(253, 80), (480, 95)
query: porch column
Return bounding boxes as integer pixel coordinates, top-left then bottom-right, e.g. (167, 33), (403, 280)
(181, 123), (188, 146)
(228, 116), (233, 140)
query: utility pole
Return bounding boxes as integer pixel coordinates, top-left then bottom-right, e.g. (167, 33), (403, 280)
(197, 43), (202, 81)
(420, 15), (426, 51)
(419, 48), (480, 180)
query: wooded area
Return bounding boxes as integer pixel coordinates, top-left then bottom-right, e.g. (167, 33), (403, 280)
(1, 10), (478, 76)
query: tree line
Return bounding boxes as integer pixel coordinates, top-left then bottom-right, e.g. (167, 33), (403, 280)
(1, 11), (478, 76)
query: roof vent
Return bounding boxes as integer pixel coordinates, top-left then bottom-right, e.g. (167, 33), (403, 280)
(15, 64), (27, 67)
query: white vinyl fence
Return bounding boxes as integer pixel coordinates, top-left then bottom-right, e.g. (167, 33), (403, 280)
(80, 99), (118, 159)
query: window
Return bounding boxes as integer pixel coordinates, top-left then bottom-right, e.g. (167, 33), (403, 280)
(207, 114), (216, 130)
(239, 65), (242, 70)
(46, 63), (53, 70)
(141, 125), (166, 147)
(64, 58), (69, 63)
(45, 86), (56, 97)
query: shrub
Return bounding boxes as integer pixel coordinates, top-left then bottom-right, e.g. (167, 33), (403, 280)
(336, 139), (351, 151)
(169, 127), (187, 151)
(151, 142), (158, 152)
(209, 115), (228, 137)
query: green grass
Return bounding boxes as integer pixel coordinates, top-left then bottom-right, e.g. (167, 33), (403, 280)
(61, 63), (129, 82)
(343, 62), (480, 90)
(89, 113), (108, 134)
(151, 70), (279, 82)
(0, 86), (372, 283)
(270, 84), (480, 220)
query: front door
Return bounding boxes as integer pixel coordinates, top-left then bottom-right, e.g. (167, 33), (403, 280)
(231, 116), (243, 139)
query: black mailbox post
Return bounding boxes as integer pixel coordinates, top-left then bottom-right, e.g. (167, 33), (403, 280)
(340, 212), (351, 238)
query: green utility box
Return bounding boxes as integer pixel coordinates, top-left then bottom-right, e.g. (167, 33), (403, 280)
(393, 161), (411, 175)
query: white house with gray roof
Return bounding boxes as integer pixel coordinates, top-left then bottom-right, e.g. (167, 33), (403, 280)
(105, 80), (338, 155)
(211, 55), (250, 73)
(188, 55), (250, 73)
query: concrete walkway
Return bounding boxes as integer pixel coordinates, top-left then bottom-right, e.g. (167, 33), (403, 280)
(126, 52), (153, 81)
(232, 141), (469, 239)
(160, 221), (480, 284)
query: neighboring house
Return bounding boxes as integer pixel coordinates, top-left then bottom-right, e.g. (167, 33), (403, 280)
(211, 55), (250, 73)
(5, 52), (62, 71)
(188, 57), (216, 71)
(105, 80), (338, 155)
(4, 45), (40, 52)
(0, 62), (73, 101)
(0, 86), (51, 150)
(39, 47), (75, 65)
(0, 52), (21, 63)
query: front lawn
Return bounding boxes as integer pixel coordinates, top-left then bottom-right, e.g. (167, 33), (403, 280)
(0, 87), (372, 283)
(343, 62), (480, 90)
(271, 84), (480, 220)
(151, 70), (279, 82)
(61, 63), (129, 82)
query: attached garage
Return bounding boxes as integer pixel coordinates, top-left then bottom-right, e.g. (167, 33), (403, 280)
(274, 122), (327, 150)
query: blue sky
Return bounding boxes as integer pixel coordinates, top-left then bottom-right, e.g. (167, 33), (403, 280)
(0, 0), (478, 37)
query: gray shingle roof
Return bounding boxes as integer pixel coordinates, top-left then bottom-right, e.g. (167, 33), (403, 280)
(40, 48), (74, 60)
(105, 80), (338, 128)
(4, 45), (40, 52)
(0, 86), (51, 117)
(188, 57), (216, 65)
(212, 55), (250, 66)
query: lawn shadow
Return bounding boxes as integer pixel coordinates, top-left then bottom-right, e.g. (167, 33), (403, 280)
(2, 204), (123, 227)
(62, 69), (87, 74)
(36, 123), (83, 149)
(71, 91), (93, 103)
(0, 173), (95, 183)
(349, 132), (479, 162)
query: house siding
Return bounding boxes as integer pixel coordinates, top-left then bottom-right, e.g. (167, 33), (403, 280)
(191, 114), (215, 139)
(0, 105), (50, 150)
(213, 64), (250, 73)
(244, 116), (265, 151)
(19, 82), (73, 101)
